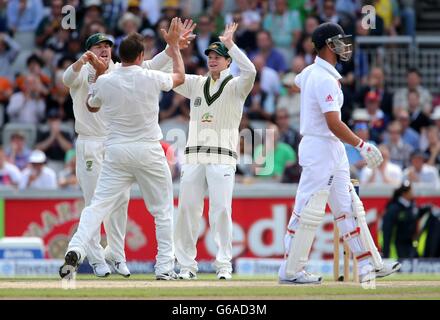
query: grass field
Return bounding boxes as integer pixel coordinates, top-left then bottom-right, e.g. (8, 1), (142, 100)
(0, 274), (439, 299)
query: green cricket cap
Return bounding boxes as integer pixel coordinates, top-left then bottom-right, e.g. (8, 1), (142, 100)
(85, 33), (114, 50)
(204, 42), (230, 58)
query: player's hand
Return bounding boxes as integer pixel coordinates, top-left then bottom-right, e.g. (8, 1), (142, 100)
(178, 19), (196, 50)
(219, 23), (238, 48)
(355, 140), (383, 169)
(161, 17), (181, 48)
(87, 52), (107, 76)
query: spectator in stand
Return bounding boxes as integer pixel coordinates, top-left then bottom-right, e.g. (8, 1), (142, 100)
(141, 28), (159, 61)
(238, 112), (260, 157)
(423, 125), (440, 172)
(403, 151), (440, 188)
(253, 123), (296, 181)
(225, 0), (261, 33)
(125, 0), (152, 31)
(160, 140), (179, 181)
(5, 131), (31, 171)
(0, 77), (13, 118)
(274, 108), (301, 155)
(420, 107), (440, 151)
(46, 65), (74, 122)
(251, 54), (281, 99)
(406, 89), (432, 133)
(360, 144), (403, 187)
(0, 32), (20, 81)
(382, 181), (422, 258)
(0, 145), (22, 188)
(250, 30), (288, 74)
(263, 0), (301, 63)
(364, 90), (389, 143)
(356, 66), (394, 118)
(319, 0), (342, 25)
(194, 14), (217, 62)
(35, 0), (64, 48)
(345, 122), (370, 178)
(244, 73), (272, 121)
(35, 109), (73, 164)
(384, 109), (420, 150)
(393, 68), (432, 116)
(296, 34), (316, 66)
(229, 11), (257, 54)
(58, 149), (79, 190)
(374, 0), (401, 36)
(81, 0), (105, 33)
(7, 74), (46, 124)
(114, 12), (142, 52)
(384, 121), (413, 169)
(399, 0), (416, 37)
(295, 15), (319, 55)
(19, 149), (57, 190)
(6, 0), (44, 50)
(0, 0), (7, 32)
(159, 91), (190, 123)
(101, 0), (126, 31)
(16, 54), (50, 95)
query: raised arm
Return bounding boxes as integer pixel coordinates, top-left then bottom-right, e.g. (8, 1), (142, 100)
(142, 19), (196, 72)
(63, 52), (91, 88)
(220, 23), (256, 98)
(160, 18), (185, 88)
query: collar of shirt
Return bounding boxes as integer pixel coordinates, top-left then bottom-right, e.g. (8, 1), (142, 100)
(115, 65), (142, 72)
(398, 196), (412, 208)
(209, 68), (231, 86)
(314, 56), (342, 80)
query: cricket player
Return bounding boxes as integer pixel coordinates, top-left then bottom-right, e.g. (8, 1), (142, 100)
(59, 18), (185, 280)
(62, 20), (195, 278)
(173, 23), (256, 280)
(278, 22), (401, 284)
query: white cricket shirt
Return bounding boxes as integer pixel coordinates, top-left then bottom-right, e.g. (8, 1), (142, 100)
(295, 56), (344, 139)
(88, 65), (173, 146)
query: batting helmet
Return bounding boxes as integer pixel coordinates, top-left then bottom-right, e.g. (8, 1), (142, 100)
(312, 22), (352, 61)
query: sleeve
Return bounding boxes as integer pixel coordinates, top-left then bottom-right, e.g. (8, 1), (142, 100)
(7, 164), (22, 185)
(6, 94), (24, 117)
(63, 65), (82, 88)
(141, 50), (173, 73)
(87, 79), (104, 109)
(146, 70), (174, 92)
(173, 74), (200, 99)
(294, 72), (302, 89)
(315, 77), (341, 114)
(228, 44), (257, 99)
(18, 170), (30, 190)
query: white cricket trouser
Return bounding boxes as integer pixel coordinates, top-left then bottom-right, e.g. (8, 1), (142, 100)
(75, 137), (128, 264)
(175, 163), (236, 273)
(69, 141), (175, 275)
(294, 136), (352, 215)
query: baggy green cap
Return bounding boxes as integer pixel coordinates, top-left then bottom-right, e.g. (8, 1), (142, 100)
(85, 33), (114, 50)
(204, 42), (230, 58)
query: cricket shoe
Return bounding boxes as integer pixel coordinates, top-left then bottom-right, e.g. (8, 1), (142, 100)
(106, 259), (130, 278)
(279, 270), (322, 285)
(217, 269), (232, 280)
(178, 269), (197, 280)
(358, 264), (376, 283)
(59, 251), (80, 279)
(375, 261), (401, 278)
(92, 262), (111, 278)
(156, 270), (178, 280)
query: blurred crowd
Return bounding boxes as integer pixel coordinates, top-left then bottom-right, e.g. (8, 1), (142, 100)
(1, 0), (438, 191)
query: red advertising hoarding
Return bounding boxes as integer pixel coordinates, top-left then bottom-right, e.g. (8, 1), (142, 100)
(4, 196), (440, 261)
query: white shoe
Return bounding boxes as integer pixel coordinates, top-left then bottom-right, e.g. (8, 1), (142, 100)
(156, 270), (178, 280)
(178, 269), (197, 280)
(279, 270), (322, 285)
(92, 262), (111, 278)
(359, 264), (376, 283)
(106, 259), (130, 278)
(217, 269), (232, 280)
(375, 261), (401, 278)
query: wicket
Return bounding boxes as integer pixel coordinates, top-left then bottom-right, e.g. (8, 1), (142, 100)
(333, 179), (359, 282)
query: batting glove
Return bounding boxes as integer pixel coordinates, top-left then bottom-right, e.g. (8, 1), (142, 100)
(355, 140), (383, 169)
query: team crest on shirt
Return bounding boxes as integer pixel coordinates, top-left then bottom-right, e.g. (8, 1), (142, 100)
(86, 160), (93, 171)
(201, 112), (213, 123)
(194, 97), (202, 107)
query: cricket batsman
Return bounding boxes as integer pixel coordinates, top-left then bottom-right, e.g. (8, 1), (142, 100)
(278, 22), (401, 284)
(62, 21), (195, 278)
(173, 23), (256, 280)
(60, 18), (185, 281)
